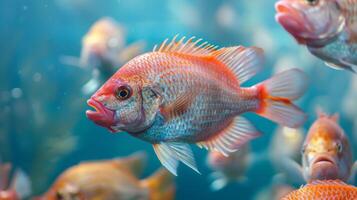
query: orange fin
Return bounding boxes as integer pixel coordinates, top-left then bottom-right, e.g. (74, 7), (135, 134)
(197, 116), (261, 156)
(153, 35), (218, 55)
(316, 108), (340, 122)
(160, 92), (196, 122)
(141, 168), (175, 200)
(211, 46), (264, 84)
(255, 69), (308, 128)
(153, 142), (199, 176)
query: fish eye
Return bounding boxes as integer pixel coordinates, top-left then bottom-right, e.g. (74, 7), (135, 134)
(56, 191), (64, 200)
(301, 145), (307, 154)
(336, 142), (343, 153)
(115, 85), (132, 100)
(306, 0), (319, 6)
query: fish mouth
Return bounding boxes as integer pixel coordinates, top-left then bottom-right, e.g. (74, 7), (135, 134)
(312, 156), (336, 166)
(86, 98), (116, 133)
(275, 1), (311, 44)
(309, 155), (339, 180)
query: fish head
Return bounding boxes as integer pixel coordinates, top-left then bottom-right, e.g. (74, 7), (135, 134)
(275, 0), (345, 46)
(302, 114), (352, 181)
(41, 184), (84, 200)
(86, 70), (160, 134)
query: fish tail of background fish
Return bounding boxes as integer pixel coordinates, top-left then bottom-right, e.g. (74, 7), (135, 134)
(140, 168), (175, 200)
(251, 68), (308, 128)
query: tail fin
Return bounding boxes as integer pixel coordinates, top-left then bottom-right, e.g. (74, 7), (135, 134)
(255, 69), (308, 128)
(141, 168), (175, 200)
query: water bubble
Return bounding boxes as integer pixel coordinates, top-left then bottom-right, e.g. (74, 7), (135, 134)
(11, 88), (23, 99)
(33, 72), (42, 82)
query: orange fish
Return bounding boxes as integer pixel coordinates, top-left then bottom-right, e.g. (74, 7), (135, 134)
(40, 152), (174, 200)
(279, 111), (356, 184)
(86, 35), (308, 175)
(281, 180), (357, 200)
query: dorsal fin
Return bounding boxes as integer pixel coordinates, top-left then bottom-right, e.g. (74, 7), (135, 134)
(211, 46), (264, 84)
(153, 35), (218, 56)
(112, 152), (147, 177)
(316, 108), (340, 122)
(306, 179), (349, 187)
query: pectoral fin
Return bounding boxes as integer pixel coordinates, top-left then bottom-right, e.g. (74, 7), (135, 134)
(197, 116), (261, 156)
(160, 92), (196, 122)
(153, 142), (199, 176)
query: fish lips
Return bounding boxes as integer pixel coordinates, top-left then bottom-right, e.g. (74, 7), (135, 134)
(86, 98), (117, 133)
(275, 1), (311, 43)
(309, 156), (339, 180)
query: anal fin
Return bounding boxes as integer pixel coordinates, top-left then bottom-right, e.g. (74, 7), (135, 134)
(153, 142), (199, 176)
(197, 116), (261, 156)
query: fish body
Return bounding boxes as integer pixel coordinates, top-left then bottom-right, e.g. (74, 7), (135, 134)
(40, 153), (174, 200)
(86, 36), (308, 175)
(275, 0), (357, 72)
(281, 180), (357, 200)
(207, 144), (250, 191)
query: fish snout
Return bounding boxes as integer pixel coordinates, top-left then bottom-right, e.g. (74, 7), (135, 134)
(275, 1), (309, 43)
(86, 98), (116, 133)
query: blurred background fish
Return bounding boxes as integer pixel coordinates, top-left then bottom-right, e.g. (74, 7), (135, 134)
(281, 111), (356, 184)
(275, 0), (357, 72)
(61, 17), (145, 95)
(207, 144), (251, 191)
(268, 127), (305, 185)
(0, 163), (31, 200)
(40, 152), (175, 200)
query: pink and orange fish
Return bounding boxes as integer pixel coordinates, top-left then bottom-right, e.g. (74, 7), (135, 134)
(275, 0), (357, 72)
(281, 180), (357, 200)
(86, 35), (308, 175)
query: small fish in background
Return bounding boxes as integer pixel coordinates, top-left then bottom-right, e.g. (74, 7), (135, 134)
(61, 17), (145, 95)
(86, 35), (308, 175)
(0, 163), (31, 200)
(206, 144), (251, 191)
(39, 152), (175, 200)
(268, 127), (305, 184)
(281, 111), (356, 183)
(275, 0), (357, 73)
(281, 180), (357, 199)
